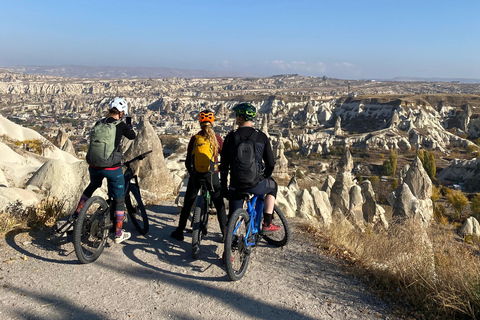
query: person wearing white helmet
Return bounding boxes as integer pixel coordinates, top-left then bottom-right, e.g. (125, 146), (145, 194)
(69, 97), (136, 244)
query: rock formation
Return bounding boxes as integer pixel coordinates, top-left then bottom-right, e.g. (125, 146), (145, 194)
(26, 159), (102, 213)
(334, 116), (343, 136)
(124, 116), (174, 202)
(272, 138), (289, 180)
(321, 175), (335, 197)
(360, 180), (388, 229)
(459, 217), (480, 237)
(330, 148), (354, 213)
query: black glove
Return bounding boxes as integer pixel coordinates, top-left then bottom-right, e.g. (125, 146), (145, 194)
(127, 124), (134, 131)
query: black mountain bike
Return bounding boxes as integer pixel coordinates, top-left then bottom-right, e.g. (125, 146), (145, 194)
(191, 182), (215, 259)
(73, 150), (151, 264)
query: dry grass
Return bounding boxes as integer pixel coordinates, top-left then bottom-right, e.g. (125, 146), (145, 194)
(304, 218), (480, 319)
(0, 197), (65, 234)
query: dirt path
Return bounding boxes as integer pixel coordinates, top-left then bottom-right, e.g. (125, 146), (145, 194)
(0, 201), (395, 320)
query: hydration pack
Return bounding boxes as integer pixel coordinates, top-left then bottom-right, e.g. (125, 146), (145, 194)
(192, 134), (215, 173)
(86, 119), (121, 167)
(233, 130), (260, 189)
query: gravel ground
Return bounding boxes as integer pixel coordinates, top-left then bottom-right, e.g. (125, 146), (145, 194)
(0, 201), (396, 320)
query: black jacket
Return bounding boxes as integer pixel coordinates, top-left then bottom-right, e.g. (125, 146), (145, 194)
(219, 126), (275, 189)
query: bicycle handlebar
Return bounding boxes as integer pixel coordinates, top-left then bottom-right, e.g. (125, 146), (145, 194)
(123, 150), (153, 166)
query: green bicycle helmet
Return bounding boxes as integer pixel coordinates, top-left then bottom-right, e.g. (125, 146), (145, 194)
(233, 103), (257, 121)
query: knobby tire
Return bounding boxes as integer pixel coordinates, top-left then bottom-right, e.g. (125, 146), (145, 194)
(73, 196), (110, 264)
(225, 208), (251, 281)
(191, 203), (203, 259)
(262, 204), (291, 247)
(126, 184), (149, 235)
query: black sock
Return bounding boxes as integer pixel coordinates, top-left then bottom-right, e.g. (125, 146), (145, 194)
(264, 213), (273, 226)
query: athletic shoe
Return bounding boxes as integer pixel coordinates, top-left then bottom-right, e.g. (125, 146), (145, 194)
(262, 223), (281, 232)
(115, 230), (131, 244)
(170, 229), (184, 241)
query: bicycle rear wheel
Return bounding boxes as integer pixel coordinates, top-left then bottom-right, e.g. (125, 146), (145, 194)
(73, 196), (110, 264)
(191, 203), (203, 259)
(262, 205), (291, 247)
(126, 184), (149, 235)
(225, 208), (251, 281)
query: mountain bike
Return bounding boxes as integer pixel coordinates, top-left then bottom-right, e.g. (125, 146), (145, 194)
(191, 182), (215, 259)
(73, 150), (152, 264)
(224, 193), (290, 281)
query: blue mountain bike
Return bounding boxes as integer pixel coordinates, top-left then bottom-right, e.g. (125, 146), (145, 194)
(224, 193), (290, 281)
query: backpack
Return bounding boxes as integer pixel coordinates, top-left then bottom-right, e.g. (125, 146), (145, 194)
(86, 119), (122, 167)
(232, 130), (260, 189)
(192, 134), (215, 173)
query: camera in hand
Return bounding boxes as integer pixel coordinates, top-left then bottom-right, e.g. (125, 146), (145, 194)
(126, 116), (132, 125)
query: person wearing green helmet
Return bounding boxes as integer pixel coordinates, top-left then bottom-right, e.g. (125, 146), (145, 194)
(220, 102), (280, 232)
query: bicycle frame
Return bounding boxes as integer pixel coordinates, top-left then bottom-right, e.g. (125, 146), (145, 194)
(234, 194), (264, 247)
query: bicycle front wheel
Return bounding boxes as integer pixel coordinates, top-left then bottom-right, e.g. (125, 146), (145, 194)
(225, 208), (251, 281)
(126, 184), (149, 235)
(262, 204), (291, 247)
(73, 196), (110, 264)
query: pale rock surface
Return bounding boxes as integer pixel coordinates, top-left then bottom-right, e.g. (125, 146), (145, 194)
(0, 115), (78, 164)
(124, 117), (174, 202)
(287, 175), (299, 191)
(321, 175), (335, 197)
(398, 164), (410, 185)
(334, 116), (343, 136)
(275, 187), (296, 218)
(0, 187), (41, 211)
(296, 189), (315, 220)
(459, 217), (480, 237)
(53, 128), (69, 150)
(0, 142), (44, 188)
(61, 138), (77, 156)
(361, 180), (388, 229)
(331, 149), (355, 214)
(389, 183), (423, 222)
(404, 156), (432, 200)
(272, 138), (289, 180)
(26, 160), (107, 213)
(348, 184), (364, 223)
(309, 186), (332, 227)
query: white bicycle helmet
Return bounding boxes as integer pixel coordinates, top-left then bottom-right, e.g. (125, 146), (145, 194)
(110, 97), (129, 115)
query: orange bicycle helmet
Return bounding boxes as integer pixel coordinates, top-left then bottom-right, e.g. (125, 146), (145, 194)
(199, 109), (215, 123)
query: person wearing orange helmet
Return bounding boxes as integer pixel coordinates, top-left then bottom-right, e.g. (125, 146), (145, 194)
(171, 109), (227, 242)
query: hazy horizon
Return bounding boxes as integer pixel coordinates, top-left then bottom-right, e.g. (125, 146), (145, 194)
(1, 1), (479, 80)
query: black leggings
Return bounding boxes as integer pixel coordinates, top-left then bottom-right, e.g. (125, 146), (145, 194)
(177, 172), (227, 236)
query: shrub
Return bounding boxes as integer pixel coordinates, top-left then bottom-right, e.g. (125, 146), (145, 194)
(389, 149), (398, 175)
(446, 190), (469, 219)
(369, 175), (380, 183)
(295, 169), (304, 179)
(0, 197), (65, 234)
(418, 149), (436, 178)
(390, 178), (398, 191)
(382, 160), (394, 176)
(466, 144), (478, 154)
(471, 193), (480, 221)
(431, 186), (441, 203)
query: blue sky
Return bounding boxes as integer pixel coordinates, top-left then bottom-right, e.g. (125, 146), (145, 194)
(0, 0), (479, 79)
